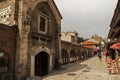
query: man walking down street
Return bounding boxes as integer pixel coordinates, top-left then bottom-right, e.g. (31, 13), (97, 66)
(97, 49), (102, 61)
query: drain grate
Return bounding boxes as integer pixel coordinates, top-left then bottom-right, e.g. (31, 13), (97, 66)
(82, 69), (90, 72)
(86, 67), (91, 69)
(85, 77), (89, 78)
(97, 75), (101, 77)
(67, 73), (76, 76)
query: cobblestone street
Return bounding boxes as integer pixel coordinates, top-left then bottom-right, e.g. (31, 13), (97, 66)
(43, 56), (120, 80)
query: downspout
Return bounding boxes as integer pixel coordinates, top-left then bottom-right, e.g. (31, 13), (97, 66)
(13, 26), (18, 80)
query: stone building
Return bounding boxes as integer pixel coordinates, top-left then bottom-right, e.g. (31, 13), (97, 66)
(108, 0), (120, 40)
(61, 32), (78, 44)
(91, 34), (102, 43)
(60, 32), (94, 65)
(0, 24), (17, 80)
(0, 0), (62, 80)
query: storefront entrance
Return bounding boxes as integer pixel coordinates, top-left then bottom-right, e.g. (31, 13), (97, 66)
(35, 51), (49, 77)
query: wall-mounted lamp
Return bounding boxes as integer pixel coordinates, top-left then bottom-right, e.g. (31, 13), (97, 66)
(107, 39), (111, 42)
(23, 18), (31, 25)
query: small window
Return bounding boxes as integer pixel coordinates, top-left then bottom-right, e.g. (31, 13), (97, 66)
(39, 17), (46, 32)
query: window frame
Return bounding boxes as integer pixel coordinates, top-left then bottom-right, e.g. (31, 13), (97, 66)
(38, 14), (48, 34)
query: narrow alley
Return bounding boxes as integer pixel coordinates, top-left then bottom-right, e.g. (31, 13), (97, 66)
(43, 56), (120, 80)
(0, 0), (120, 80)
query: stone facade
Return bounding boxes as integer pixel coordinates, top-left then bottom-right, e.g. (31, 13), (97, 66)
(27, 1), (62, 78)
(60, 32), (94, 65)
(0, 0), (62, 80)
(0, 0), (18, 26)
(0, 24), (17, 80)
(0, 0), (94, 80)
(108, 0), (120, 40)
(61, 40), (94, 64)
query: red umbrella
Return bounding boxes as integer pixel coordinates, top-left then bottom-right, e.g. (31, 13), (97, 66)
(110, 43), (120, 50)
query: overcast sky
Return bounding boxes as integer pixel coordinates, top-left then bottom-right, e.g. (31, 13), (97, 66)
(54, 0), (118, 38)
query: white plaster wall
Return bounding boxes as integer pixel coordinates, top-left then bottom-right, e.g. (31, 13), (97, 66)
(61, 32), (78, 44)
(61, 33), (71, 42)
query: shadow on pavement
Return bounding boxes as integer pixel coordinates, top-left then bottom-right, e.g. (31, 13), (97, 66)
(44, 61), (88, 78)
(58, 63), (88, 74)
(43, 56), (95, 79)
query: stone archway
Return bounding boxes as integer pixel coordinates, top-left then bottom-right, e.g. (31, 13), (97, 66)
(61, 49), (69, 64)
(0, 49), (9, 74)
(30, 46), (52, 77)
(70, 49), (76, 62)
(35, 51), (49, 77)
(77, 51), (81, 60)
(30, 0), (62, 23)
(0, 24), (17, 80)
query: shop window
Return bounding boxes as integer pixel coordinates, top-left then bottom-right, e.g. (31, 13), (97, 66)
(0, 52), (9, 74)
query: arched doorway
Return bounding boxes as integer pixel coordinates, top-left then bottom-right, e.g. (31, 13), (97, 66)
(35, 51), (49, 77)
(0, 24), (17, 80)
(0, 50), (9, 74)
(77, 51), (81, 60)
(70, 50), (76, 62)
(61, 49), (69, 64)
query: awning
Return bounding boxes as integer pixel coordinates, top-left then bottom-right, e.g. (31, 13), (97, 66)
(110, 43), (120, 50)
(83, 46), (98, 51)
(106, 41), (120, 50)
(81, 41), (99, 46)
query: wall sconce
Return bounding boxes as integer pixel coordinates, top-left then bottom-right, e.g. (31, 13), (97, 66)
(23, 18), (31, 25)
(107, 39), (111, 42)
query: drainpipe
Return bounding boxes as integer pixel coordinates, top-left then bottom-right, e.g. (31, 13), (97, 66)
(13, 24), (18, 80)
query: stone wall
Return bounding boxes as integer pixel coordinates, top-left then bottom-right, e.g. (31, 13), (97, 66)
(0, 24), (17, 79)
(0, 0), (16, 26)
(15, 0), (61, 80)
(28, 1), (60, 74)
(0, 0), (62, 79)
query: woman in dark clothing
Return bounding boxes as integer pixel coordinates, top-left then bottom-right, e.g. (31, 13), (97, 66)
(97, 50), (102, 61)
(108, 49), (115, 60)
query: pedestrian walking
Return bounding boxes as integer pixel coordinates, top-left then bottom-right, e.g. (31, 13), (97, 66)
(103, 50), (107, 61)
(97, 49), (102, 61)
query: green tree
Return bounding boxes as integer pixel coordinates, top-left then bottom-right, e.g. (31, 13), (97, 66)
(77, 37), (87, 43)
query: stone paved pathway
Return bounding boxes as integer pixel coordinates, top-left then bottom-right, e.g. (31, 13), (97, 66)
(43, 56), (120, 80)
